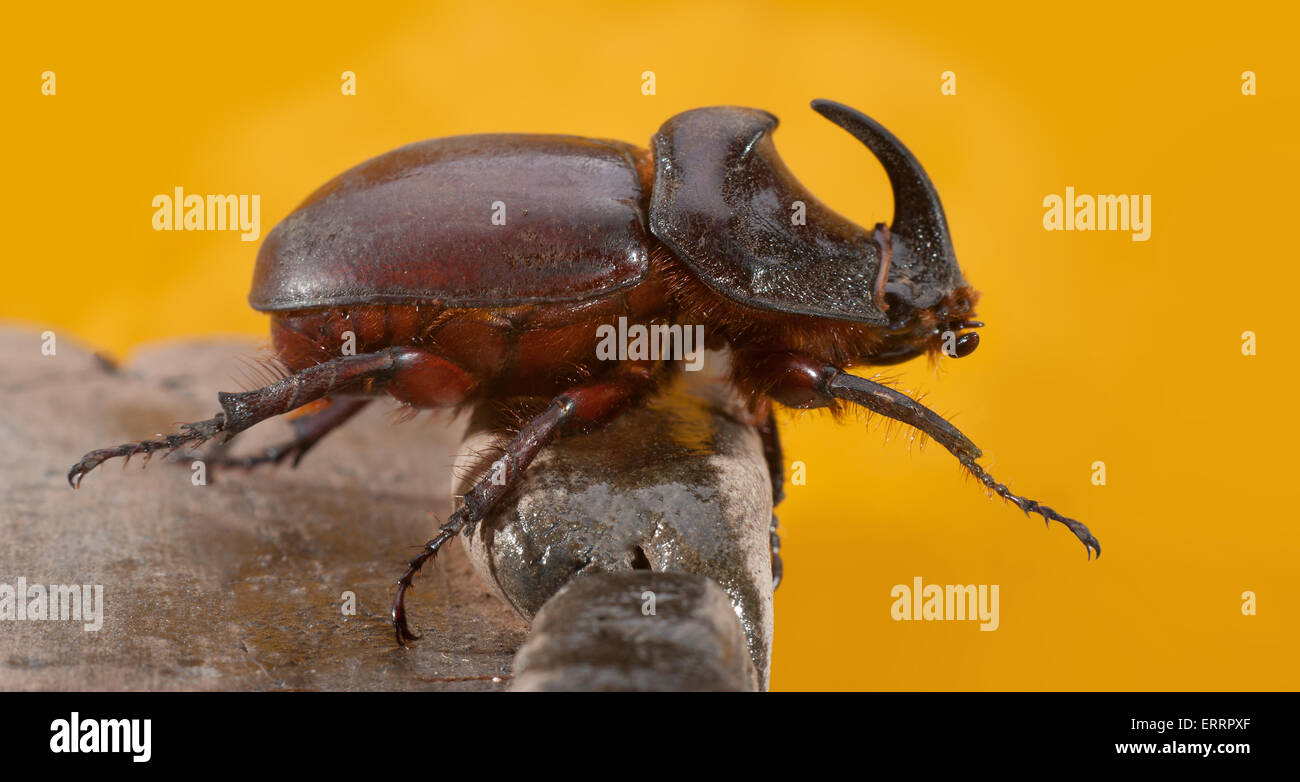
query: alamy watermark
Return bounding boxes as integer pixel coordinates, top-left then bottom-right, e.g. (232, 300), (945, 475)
(50, 712), (150, 762)
(891, 576), (999, 631)
(595, 317), (705, 371)
(0, 577), (104, 631)
(1043, 186), (1151, 241)
(152, 187), (261, 241)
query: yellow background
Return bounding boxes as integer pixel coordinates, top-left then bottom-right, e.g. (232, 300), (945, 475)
(4, 1), (1296, 690)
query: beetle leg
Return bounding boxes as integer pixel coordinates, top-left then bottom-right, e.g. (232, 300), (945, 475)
(67, 414), (226, 489)
(755, 352), (1100, 559)
(756, 408), (785, 589)
(205, 398), (371, 471)
(391, 371), (654, 645)
(757, 407), (786, 506)
(768, 514), (782, 590)
(68, 349), (416, 488)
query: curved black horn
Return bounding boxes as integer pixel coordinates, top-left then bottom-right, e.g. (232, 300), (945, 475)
(810, 99), (956, 264)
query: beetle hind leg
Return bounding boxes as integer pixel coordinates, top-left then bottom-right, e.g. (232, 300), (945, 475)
(68, 349), (417, 488)
(204, 398), (371, 471)
(68, 415), (225, 488)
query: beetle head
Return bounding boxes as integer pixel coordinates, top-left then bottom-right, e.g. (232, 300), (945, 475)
(810, 99), (980, 363)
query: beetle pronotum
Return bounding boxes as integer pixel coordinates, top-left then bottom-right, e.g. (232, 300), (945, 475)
(69, 99), (1099, 644)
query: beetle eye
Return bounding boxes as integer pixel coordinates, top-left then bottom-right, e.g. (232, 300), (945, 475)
(954, 332), (979, 358)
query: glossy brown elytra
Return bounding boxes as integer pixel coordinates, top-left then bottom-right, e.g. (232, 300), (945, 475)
(69, 99), (1099, 645)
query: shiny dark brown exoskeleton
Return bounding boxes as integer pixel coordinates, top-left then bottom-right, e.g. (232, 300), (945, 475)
(69, 99), (1099, 644)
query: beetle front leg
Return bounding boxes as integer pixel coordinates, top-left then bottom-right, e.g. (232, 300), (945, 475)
(391, 371), (655, 645)
(68, 350), (412, 487)
(751, 352), (1100, 559)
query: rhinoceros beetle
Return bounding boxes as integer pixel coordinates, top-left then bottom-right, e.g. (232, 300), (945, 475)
(69, 99), (1099, 644)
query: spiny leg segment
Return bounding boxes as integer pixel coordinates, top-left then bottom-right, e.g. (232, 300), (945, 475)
(954, 452), (1099, 559)
(753, 350), (1099, 559)
(68, 415), (226, 488)
(756, 407), (785, 589)
(392, 372), (653, 644)
(68, 350), (409, 488)
(208, 397), (371, 470)
(823, 367), (1100, 558)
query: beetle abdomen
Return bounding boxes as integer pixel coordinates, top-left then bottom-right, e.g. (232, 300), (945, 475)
(268, 261), (669, 403)
(250, 134), (654, 312)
